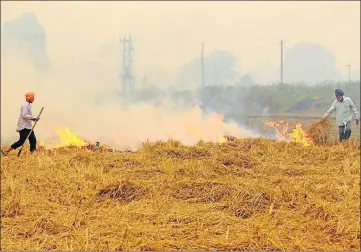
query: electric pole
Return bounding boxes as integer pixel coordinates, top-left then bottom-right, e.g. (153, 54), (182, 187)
(128, 35), (134, 93)
(120, 36), (128, 94)
(201, 43), (205, 87)
(346, 64), (351, 83)
(119, 35), (134, 95)
(280, 40), (284, 84)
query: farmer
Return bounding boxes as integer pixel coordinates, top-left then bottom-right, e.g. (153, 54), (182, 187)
(322, 88), (359, 142)
(0, 92), (40, 156)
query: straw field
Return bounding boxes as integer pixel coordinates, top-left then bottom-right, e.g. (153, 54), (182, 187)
(1, 132), (360, 250)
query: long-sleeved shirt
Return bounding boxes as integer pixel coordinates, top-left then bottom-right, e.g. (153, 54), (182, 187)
(17, 102), (36, 131)
(323, 96), (359, 126)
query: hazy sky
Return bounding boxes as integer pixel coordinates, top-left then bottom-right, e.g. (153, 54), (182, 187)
(1, 1), (360, 147)
(1, 1), (360, 76)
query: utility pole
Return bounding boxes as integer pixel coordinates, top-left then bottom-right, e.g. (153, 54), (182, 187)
(201, 43), (205, 87)
(119, 35), (134, 95)
(346, 64), (351, 83)
(280, 40), (284, 84)
(120, 36), (128, 94)
(128, 35), (134, 93)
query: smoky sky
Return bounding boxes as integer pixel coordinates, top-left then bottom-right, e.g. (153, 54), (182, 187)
(1, 3), (360, 148)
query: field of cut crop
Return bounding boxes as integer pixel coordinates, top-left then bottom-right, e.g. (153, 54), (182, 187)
(1, 134), (360, 250)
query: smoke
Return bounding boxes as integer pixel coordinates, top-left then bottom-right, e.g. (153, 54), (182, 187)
(2, 2), (360, 151)
(1, 51), (258, 150)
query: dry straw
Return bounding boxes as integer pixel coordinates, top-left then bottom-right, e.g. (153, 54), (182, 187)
(306, 119), (332, 146)
(1, 135), (360, 250)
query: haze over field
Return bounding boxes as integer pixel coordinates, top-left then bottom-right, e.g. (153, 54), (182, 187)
(1, 1), (360, 148)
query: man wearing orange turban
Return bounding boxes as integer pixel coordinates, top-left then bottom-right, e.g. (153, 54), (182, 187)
(1, 92), (40, 156)
(25, 92), (35, 103)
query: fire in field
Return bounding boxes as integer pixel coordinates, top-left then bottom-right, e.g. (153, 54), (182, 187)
(1, 117), (360, 251)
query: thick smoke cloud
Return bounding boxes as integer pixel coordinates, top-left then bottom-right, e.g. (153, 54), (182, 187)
(1, 59), (259, 150)
(1, 13), (259, 150)
(2, 6), (359, 149)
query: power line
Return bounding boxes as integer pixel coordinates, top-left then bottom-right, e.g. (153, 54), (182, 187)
(249, 46), (279, 81)
(249, 42), (281, 52)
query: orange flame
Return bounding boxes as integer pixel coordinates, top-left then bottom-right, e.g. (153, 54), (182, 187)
(265, 120), (313, 146)
(289, 123), (313, 146)
(265, 120), (291, 142)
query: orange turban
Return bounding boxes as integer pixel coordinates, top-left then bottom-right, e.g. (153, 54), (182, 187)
(25, 92), (35, 102)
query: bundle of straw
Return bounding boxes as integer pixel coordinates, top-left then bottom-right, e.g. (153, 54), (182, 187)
(306, 119), (332, 145)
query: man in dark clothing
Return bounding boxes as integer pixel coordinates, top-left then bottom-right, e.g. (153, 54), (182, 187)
(1, 92), (40, 156)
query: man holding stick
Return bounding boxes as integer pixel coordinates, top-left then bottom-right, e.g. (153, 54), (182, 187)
(1, 92), (40, 156)
(322, 88), (359, 142)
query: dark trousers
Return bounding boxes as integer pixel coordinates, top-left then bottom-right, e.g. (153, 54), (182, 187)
(10, 128), (37, 152)
(339, 121), (352, 142)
